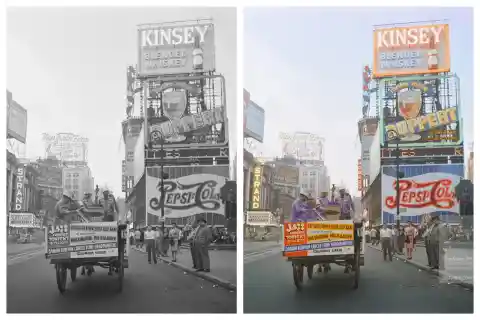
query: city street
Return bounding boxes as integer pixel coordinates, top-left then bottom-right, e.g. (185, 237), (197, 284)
(7, 249), (236, 313)
(244, 246), (473, 313)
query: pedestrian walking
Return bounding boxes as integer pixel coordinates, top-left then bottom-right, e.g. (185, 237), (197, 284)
(140, 228), (145, 249)
(135, 228), (141, 248)
(194, 218), (213, 272)
(155, 226), (165, 258)
(169, 222), (181, 262)
(422, 218), (434, 267)
(365, 228), (371, 243)
(404, 221), (416, 260)
(187, 223), (199, 269)
(380, 224), (392, 261)
(392, 226), (399, 254)
(397, 227), (405, 255)
(429, 213), (448, 270)
(370, 227), (377, 245)
(144, 225), (157, 264)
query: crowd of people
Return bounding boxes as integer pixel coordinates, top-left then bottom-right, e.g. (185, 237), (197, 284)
(129, 217), (214, 272)
(365, 212), (450, 270)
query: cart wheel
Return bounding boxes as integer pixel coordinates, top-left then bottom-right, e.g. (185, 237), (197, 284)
(55, 264), (67, 294)
(292, 264), (304, 290)
(70, 267), (77, 282)
(307, 265), (314, 280)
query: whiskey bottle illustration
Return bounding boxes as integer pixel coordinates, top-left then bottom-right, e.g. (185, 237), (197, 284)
(192, 32), (204, 70)
(427, 31), (439, 70)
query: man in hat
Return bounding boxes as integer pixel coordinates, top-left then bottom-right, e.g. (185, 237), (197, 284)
(193, 217), (213, 272)
(291, 190), (319, 222)
(338, 188), (354, 220)
(429, 212), (448, 270)
(187, 221), (199, 269)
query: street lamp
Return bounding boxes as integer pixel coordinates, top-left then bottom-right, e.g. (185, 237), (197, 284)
(385, 96), (405, 229)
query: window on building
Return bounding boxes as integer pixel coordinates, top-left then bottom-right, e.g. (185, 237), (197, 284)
(302, 184), (308, 189)
(303, 172), (308, 176)
(310, 171), (316, 176)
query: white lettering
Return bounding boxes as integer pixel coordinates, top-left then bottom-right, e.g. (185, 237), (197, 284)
(141, 25), (210, 47)
(377, 25), (445, 49)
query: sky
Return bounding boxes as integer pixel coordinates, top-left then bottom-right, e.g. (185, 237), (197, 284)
(7, 7), (237, 196)
(244, 7), (474, 196)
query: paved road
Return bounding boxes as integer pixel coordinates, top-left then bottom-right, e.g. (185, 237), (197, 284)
(244, 246), (473, 313)
(7, 250), (236, 313)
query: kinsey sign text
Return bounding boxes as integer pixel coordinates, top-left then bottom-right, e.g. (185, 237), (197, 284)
(138, 22), (215, 76)
(373, 24), (450, 77)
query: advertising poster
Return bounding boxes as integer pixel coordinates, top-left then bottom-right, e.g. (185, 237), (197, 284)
(244, 100), (265, 143)
(42, 133), (88, 163)
(9, 212), (35, 228)
(280, 132), (324, 161)
(283, 221), (355, 257)
(246, 211), (275, 226)
(381, 164), (463, 224)
(137, 21), (215, 77)
(380, 75), (461, 147)
(373, 24), (450, 78)
(251, 165), (263, 210)
(122, 118), (143, 176)
(46, 222), (120, 259)
(146, 172), (226, 219)
(274, 165), (299, 186)
(357, 159), (363, 192)
(7, 98), (28, 144)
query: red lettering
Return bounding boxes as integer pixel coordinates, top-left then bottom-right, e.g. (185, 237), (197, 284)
(385, 179), (456, 210)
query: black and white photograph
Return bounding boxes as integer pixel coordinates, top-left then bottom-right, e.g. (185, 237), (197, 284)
(6, 6), (237, 313)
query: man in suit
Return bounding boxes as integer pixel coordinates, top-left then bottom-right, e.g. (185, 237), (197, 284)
(194, 218), (213, 272)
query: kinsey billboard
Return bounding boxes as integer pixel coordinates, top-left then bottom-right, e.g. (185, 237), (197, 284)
(7, 92), (28, 144)
(244, 100), (265, 143)
(251, 164), (263, 210)
(43, 133), (88, 163)
(274, 164), (299, 186)
(373, 24), (450, 78)
(137, 21), (215, 77)
(381, 164), (463, 225)
(380, 76), (461, 147)
(146, 173), (226, 218)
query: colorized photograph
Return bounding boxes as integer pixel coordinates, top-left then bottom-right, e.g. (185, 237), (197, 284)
(243, 7), (473, 313)
(7, 6), (237, 313)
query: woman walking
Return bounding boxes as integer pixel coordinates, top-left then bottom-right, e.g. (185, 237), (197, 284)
(404, 221), (416, 259)
(169, 222), (181, 262)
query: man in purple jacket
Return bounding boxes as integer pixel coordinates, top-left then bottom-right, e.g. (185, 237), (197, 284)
(291, 190), (324, 222)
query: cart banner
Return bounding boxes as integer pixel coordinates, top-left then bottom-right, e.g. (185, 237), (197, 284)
(381, 164), (463, 224)
(282, 220), (355, 257)
(146, 172), (226, 218)
(373, 24), (450, 78)
(137, 21), (215, 77)
(46, 222), (121, 258)
(9, 212), (35, 228)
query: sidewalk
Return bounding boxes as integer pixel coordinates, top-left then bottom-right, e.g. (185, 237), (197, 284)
(7, 242), (44, 256)
(133, 245), (236, 290)
(244, 240), (281, 255)
(368, 243), (473, 288)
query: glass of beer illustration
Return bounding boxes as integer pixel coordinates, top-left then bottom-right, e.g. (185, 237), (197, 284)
(397, 90), (422, 141)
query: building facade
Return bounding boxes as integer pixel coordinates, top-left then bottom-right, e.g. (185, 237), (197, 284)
(467, 151), (474, 181)
(62, 166), (94, 200)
